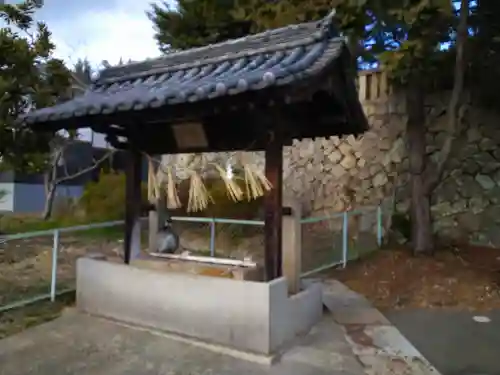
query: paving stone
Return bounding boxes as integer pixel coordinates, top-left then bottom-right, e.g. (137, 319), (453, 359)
(357, 354), (437, 375)
(331, 307), (391, 326)
(0, 310), (366, 375)
(364, 326), (423, 358)
(323, 293), (373, 310)
(325, 282), (443, 375)
(321, 280), (373, 311)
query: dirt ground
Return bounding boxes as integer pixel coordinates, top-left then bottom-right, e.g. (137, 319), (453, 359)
(0, 294), (75, 339)
(327, 245), (500, 311)
(0, 235), (126, 340)
(0, 236), (123, 306)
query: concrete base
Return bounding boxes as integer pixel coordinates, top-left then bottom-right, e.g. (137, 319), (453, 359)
(76, 257), (323, 356)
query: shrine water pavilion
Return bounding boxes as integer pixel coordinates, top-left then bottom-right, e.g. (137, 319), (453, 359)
(20, 12), (368, 357)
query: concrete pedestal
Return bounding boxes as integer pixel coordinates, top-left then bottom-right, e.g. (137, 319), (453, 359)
(76, 257), (323, 356)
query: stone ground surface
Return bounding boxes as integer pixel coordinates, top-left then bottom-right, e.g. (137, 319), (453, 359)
(321, 280), (441, 375)
(0, 309), (364, 375)
(386, 309), (500, 375)
(0, 280), (441, 375)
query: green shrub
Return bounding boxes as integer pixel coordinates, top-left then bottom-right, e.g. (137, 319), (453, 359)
(79, 171), (148, 222)
(79, 171), (263, 223)
(52, 196), (80, 221)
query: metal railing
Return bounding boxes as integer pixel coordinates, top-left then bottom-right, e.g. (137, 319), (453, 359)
(170, 216), (264, 257)
(0, 220), (130, 313)
(0, 202), (391, 313)
(0, 216), (264, 313)
(300, 205), (385, 278)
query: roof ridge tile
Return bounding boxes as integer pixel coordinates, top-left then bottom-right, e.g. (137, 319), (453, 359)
(95, 15), (338, 83)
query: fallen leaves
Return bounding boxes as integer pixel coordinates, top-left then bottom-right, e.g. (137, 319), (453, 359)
(328, 246), (500, 311)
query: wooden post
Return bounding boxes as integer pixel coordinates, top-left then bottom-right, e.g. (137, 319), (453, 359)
(282, 199), (301, 294)
(148, 159), (167, 252)
(124, 149), (142, 264)
(148, 195), (167, 252)
(264, 130), (283, 281)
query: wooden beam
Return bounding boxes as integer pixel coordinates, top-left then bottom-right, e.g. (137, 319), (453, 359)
(124, 148), (143, 264)
(263, 129), (283, 281)
(149, 194), (167, 253)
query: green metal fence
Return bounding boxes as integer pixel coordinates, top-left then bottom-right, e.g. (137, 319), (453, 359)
(0, 216), (264, 313)
(0, 200), (392, 312)
(300, 203), (388, 278)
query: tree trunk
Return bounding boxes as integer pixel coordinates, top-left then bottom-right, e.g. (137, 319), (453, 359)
(405, 0), (468, 254)
(42, 185), (56, 220)
(410, 173), (434, 254)
(406, 84), (435, 254)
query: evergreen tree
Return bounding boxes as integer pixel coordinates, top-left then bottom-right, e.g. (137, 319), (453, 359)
(147, 0), (253, 51)
(0, 0), (71, 171)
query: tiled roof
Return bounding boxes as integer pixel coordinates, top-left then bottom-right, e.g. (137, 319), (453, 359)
(21, 15), (346, 125)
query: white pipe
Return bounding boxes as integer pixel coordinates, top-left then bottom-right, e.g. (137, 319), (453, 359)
(149, 252), (257, 268)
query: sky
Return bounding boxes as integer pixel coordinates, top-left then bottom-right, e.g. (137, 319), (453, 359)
(33, 0), (171, 67)
(19, 0), (175, 145)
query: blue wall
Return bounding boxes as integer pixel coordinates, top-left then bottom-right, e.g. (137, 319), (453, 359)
(13, 183), (83, 214)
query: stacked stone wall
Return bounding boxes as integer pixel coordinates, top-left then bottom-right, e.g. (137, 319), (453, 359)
(160, 70), (500, 247)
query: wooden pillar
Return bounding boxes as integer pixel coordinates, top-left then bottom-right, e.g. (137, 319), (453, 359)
(124, 149), (143, 264)
(148, 158), (167, 252)
(282, 199), (301, 294)
(264, 130), (283, 281)
(148, 195), (167, 252)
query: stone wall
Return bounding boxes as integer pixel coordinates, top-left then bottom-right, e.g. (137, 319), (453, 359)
(160, 70), (500, 248)
(424, 107), (500, 246)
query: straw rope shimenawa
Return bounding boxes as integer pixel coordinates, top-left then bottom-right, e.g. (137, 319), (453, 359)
(146, 154), (273, 212)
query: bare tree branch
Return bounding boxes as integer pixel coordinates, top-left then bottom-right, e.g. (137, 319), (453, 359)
(54, 149), (116, 185)
(44, 145), (64, 192)
(42, 139), (116, 220)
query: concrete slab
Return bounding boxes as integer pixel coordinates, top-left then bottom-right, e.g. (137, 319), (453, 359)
(347, 325), (422, 357)
(356, 354), (434, 375)
(331, 308), (391, 326)
(322, 280), (441, 375)
(282, 317), (366, 374)
(386, 308), (500, 375)
(321, 280), (390, 326)
(0, 310), (365, 375)
(322, 280), (372, 310)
